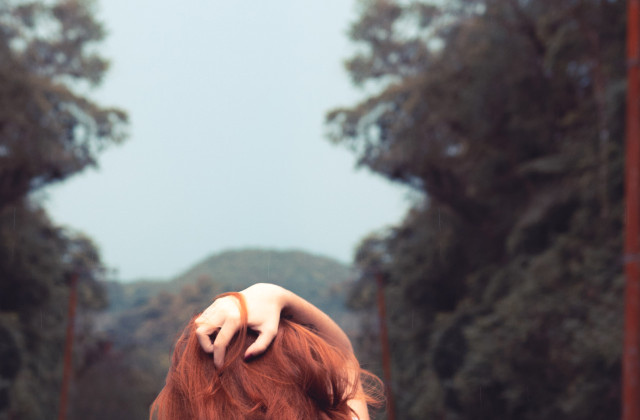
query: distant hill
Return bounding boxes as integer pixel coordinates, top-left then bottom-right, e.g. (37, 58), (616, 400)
(174, 249), (354, 314)
(103, 248), (354, 316)
(175, 249), (349, 288)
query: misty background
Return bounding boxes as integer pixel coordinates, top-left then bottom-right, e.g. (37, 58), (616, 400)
(45, 0), (410, 281)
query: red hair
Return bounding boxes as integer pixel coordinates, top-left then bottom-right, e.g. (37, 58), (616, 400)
(150, 293), (383, 420)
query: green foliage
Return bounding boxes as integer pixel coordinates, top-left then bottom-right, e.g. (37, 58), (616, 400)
(333, 1), (625, 418)
(0, 1), (126, 418)
(0, 203), (109, 419)
(0, 0), (127, 206)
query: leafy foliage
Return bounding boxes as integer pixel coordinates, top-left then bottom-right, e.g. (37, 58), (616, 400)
(0, 205), (108, 419)
(0, 0), (127, 206)
(331, 0), (625, 418)
(0, 1), (126, 418)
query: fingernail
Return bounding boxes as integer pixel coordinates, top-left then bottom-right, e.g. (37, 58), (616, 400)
(244, 353), (252, 361)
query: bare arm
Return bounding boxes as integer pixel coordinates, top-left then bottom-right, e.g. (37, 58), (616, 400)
(278, 286), (354, 356)
(195, 283), (353, 362)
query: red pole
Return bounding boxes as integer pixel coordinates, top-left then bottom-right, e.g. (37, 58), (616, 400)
(624, 1), (640, 418)
(376, 272), (396, 420)
(58, 272), (78, 420)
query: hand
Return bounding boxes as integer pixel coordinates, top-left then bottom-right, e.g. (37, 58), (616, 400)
(194, 283), (287, 369)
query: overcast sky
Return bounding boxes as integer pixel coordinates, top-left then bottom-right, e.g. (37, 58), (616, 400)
(44, 0), (412, 281)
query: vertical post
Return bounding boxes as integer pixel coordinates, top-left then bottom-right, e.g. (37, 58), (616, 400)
(58, 272), (78, 420)
(625, 1), (640, 419)
(376, 272), (396, 420)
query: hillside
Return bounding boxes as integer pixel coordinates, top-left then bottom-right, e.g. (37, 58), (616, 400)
(103, 248), (353, 315)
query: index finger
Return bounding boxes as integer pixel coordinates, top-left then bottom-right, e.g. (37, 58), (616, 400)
(195, 323), (219, 353)
(195, 311), (225, 353)
(244, 321), (278, 359)
(212, 318), (240, 369)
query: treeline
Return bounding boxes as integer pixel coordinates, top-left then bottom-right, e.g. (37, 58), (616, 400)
(1, 0), (627, 419)
(331, 1), (625, 419)
(0, 1), (126, 419)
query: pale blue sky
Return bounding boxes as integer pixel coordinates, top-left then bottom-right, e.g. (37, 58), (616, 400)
(45, 0), (411, 281)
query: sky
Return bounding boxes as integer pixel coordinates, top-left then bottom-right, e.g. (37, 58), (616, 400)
(45, 0), (412, 281)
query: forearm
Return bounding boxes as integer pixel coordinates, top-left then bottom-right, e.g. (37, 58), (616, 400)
(278, 286), (354, 356)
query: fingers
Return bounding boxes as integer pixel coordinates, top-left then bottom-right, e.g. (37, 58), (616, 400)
(213, 318), (240, 369)
(194, 310), (225, 353)
(244, 323), (278, 359)
(193, 291), (282, 367)
(195, 324), (217, 353)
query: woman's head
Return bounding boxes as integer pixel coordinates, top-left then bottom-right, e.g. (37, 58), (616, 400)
(150, 292), (382, 420)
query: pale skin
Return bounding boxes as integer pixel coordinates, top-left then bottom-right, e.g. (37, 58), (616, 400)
(194, 282), (370, 420)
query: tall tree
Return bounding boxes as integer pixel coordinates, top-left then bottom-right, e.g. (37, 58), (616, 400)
(0, 1), (126, 418)
(0, 0), (127, 207)
(330, 1), (625, 418)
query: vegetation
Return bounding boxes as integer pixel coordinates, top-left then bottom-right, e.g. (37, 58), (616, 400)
(0, 0), (127, 418)
(1, 0), (628, 418)
(330, 1), (625, 419)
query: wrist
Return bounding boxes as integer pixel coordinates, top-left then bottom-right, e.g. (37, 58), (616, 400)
(278, 287), (296, 313)
(242, 283), (290, 311)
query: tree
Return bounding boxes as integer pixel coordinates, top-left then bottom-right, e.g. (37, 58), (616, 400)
(0, 0), (127, 207)
(0, 1), (126, 418)
(330, 1), (625, 418)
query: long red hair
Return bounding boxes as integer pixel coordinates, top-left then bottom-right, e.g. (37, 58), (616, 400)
(150, 292), (382, 420)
